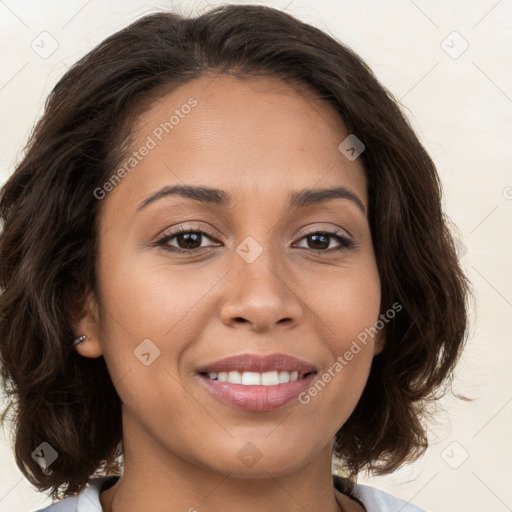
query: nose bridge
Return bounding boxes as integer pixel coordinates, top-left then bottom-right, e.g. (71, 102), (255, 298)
(236, 229), (286, 291)
(231, 197), (283, 278)
(220, 230), (303, 330)
(236, 233), (281, 287)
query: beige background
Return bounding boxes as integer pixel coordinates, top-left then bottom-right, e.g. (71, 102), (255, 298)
(0, 1), (511, 511)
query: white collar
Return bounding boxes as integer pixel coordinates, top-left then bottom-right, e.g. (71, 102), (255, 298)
(44, 475), (425, 512)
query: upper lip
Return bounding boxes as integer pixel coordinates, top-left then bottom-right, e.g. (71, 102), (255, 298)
(196, 353), (317, 376)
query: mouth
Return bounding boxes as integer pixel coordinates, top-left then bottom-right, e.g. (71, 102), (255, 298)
(198, 369), (317, 386)
(195, 353), (319, 410)
(195, 352), (317, 376)
(197, 370), (318, 411)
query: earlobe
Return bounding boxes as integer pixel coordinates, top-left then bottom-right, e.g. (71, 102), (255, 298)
(373, 330), (386, 356)
(71, 290), (104, 358)
(73, 334), (104, 358)
(373, 341), (385, 356)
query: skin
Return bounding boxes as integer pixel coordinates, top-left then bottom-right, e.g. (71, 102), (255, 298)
(74, 73), (382, 512)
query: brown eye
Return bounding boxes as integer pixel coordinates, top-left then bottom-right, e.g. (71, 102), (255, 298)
(172, 231), (203, 250)
(155, 227), (356, 254)
(156, 227), (220, 252)
(294, 231), (355, 253)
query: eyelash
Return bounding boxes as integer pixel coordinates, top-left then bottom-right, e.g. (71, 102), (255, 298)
(154, 226), (357, 254)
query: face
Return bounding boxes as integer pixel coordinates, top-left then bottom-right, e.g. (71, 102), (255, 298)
(75, 73), (382, 477)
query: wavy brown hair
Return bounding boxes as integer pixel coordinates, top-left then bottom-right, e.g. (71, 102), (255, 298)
(0, 3), (471, 501)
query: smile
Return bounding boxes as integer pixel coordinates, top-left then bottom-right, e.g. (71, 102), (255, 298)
(197, 371), (318, 411)
(203, 370), (312, 385)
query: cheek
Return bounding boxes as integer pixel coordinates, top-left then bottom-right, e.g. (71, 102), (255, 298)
(311, 260), (381, 344)
(95, 245), (228, 409)
(302, 284), (377, 428)
(95, 252), (201, 422)
(98, 246), (218, 340)
(303, 260), (380, 409)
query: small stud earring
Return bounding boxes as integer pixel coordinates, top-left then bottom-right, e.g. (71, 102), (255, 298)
(73, 334), (87, 346)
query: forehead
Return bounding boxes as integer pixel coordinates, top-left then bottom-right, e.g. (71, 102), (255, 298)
(105, 73), (367, 216)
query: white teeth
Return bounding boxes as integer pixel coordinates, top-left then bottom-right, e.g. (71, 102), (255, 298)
(228, 371), (242, 384)
(261, 371), (279, 385)
(207, 370), (302, 385)
(241, 371), (261, 385)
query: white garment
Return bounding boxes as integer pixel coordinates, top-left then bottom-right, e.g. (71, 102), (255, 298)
(33, 476), (426, 511)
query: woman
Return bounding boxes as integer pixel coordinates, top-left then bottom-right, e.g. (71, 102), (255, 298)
(0, 4), (471, 511)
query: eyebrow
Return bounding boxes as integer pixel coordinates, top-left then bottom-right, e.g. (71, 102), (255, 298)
(136, 184), (366, 214)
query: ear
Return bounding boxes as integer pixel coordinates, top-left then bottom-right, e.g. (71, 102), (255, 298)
(70, 289), (104, 359)
(373, 326), (386, 356)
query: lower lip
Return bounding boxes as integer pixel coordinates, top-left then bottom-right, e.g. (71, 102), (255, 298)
(197, 373), (317, 411)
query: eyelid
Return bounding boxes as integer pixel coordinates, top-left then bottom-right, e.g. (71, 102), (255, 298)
(292, 228), (356, 252)
(154, 223), (357, 254)
(155, 224), (220, 246)
(297, 224), (352, 240)
(156, 222), (353, 239)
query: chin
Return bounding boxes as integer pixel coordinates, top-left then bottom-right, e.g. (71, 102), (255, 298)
(202, 439), (320, 478)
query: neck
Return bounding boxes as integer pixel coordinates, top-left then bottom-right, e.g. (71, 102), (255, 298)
(99, 410), (363, 512)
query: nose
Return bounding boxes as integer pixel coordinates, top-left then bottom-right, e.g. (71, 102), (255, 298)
(219, 240), (304, 333)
